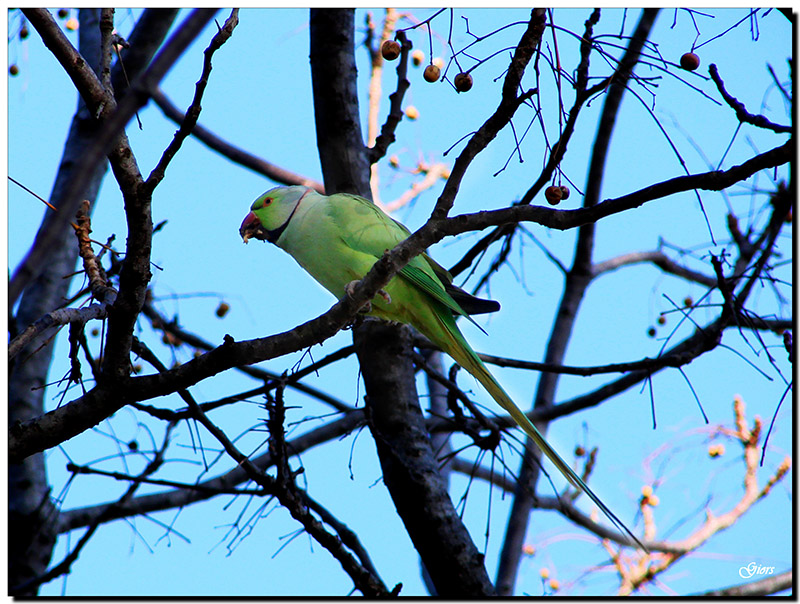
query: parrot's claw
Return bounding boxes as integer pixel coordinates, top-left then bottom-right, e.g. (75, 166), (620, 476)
(345, 280), (372, 313)
(345, 280), (391, 313)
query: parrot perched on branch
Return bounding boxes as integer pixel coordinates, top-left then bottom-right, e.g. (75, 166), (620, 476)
(240, 185), (644, 550)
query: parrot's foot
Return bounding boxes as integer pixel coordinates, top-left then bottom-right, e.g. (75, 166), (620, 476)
(345, 280), (391, 313)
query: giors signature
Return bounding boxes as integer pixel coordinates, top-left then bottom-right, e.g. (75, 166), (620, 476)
(739, 562), (776, 579)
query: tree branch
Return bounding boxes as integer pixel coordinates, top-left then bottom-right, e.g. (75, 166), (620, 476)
(151, 88), (324, 190)
(145, 9), (240, 192)
(709, 63), (792, 134)
(694, 570), (792, 597)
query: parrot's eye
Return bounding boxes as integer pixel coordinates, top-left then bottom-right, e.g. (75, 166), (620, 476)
(261, 197), (273, 207)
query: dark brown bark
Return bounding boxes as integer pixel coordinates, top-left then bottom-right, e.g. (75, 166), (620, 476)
(354, 322), (495, 596)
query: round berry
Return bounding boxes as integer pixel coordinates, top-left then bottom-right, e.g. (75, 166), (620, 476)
(454, 72), (473, 92)
(404, 105), (419, 120)
(381, 39), (401, 61)
(57, 8), (69, 18)
(215, 301), (230, 318)
(680, 52), (700, 71)
(411, 49), (424, 67)
(559, 185), (570, 200)
(544, 185), (563, 205)
(647, 326), (657, 338)
(657, 314), (666, 325)
(9, 64), (19, 76)
(20, 25), (29, 39)
(423, 64), (440, 82)
(65, 17), (79, 31)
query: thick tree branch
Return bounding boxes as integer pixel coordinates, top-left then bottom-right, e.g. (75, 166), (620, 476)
(310, 9), (371, 196)
(354, 322), (495, 595)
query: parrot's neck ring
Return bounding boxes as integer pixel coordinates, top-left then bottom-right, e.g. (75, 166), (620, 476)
(265, 188), (311, 244)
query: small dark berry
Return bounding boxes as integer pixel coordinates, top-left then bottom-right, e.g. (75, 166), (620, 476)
(381, 40), (401, 61)
(423, 64), (440, 83)
(545, 185), (563, 205)
(454, 72), (473, 92)
(9, 64), (19, 76)
(680, 52), (700, 71)
(215, 301), (230, 318)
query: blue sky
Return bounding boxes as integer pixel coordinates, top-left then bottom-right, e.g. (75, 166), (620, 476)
(8, 8), (792, 596)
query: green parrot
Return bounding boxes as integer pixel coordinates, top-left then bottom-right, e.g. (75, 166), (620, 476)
(240, 185), (643, 550)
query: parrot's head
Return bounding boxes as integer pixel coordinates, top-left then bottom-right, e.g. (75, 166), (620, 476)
(240, 186), (311, 245)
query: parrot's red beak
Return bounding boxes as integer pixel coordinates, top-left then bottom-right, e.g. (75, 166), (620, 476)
(240, 211), (268, 243)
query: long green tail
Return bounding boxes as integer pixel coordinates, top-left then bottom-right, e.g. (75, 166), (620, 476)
(432, 314), (646, 551)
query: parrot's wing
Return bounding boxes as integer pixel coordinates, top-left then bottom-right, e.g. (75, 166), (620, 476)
(328, 193), (492, 326)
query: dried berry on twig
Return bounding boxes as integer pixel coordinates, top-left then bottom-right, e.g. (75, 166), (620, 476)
(381, 39), (401, 61)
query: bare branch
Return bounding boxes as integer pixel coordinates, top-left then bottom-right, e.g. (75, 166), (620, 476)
(694, 569), (792, 597)
(368, 29), (412, 165)
(591, 250), (717, 287)
(709, 63), (792, 133)
(151, 88), (324, 191)
(145, 9), (240, 192)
